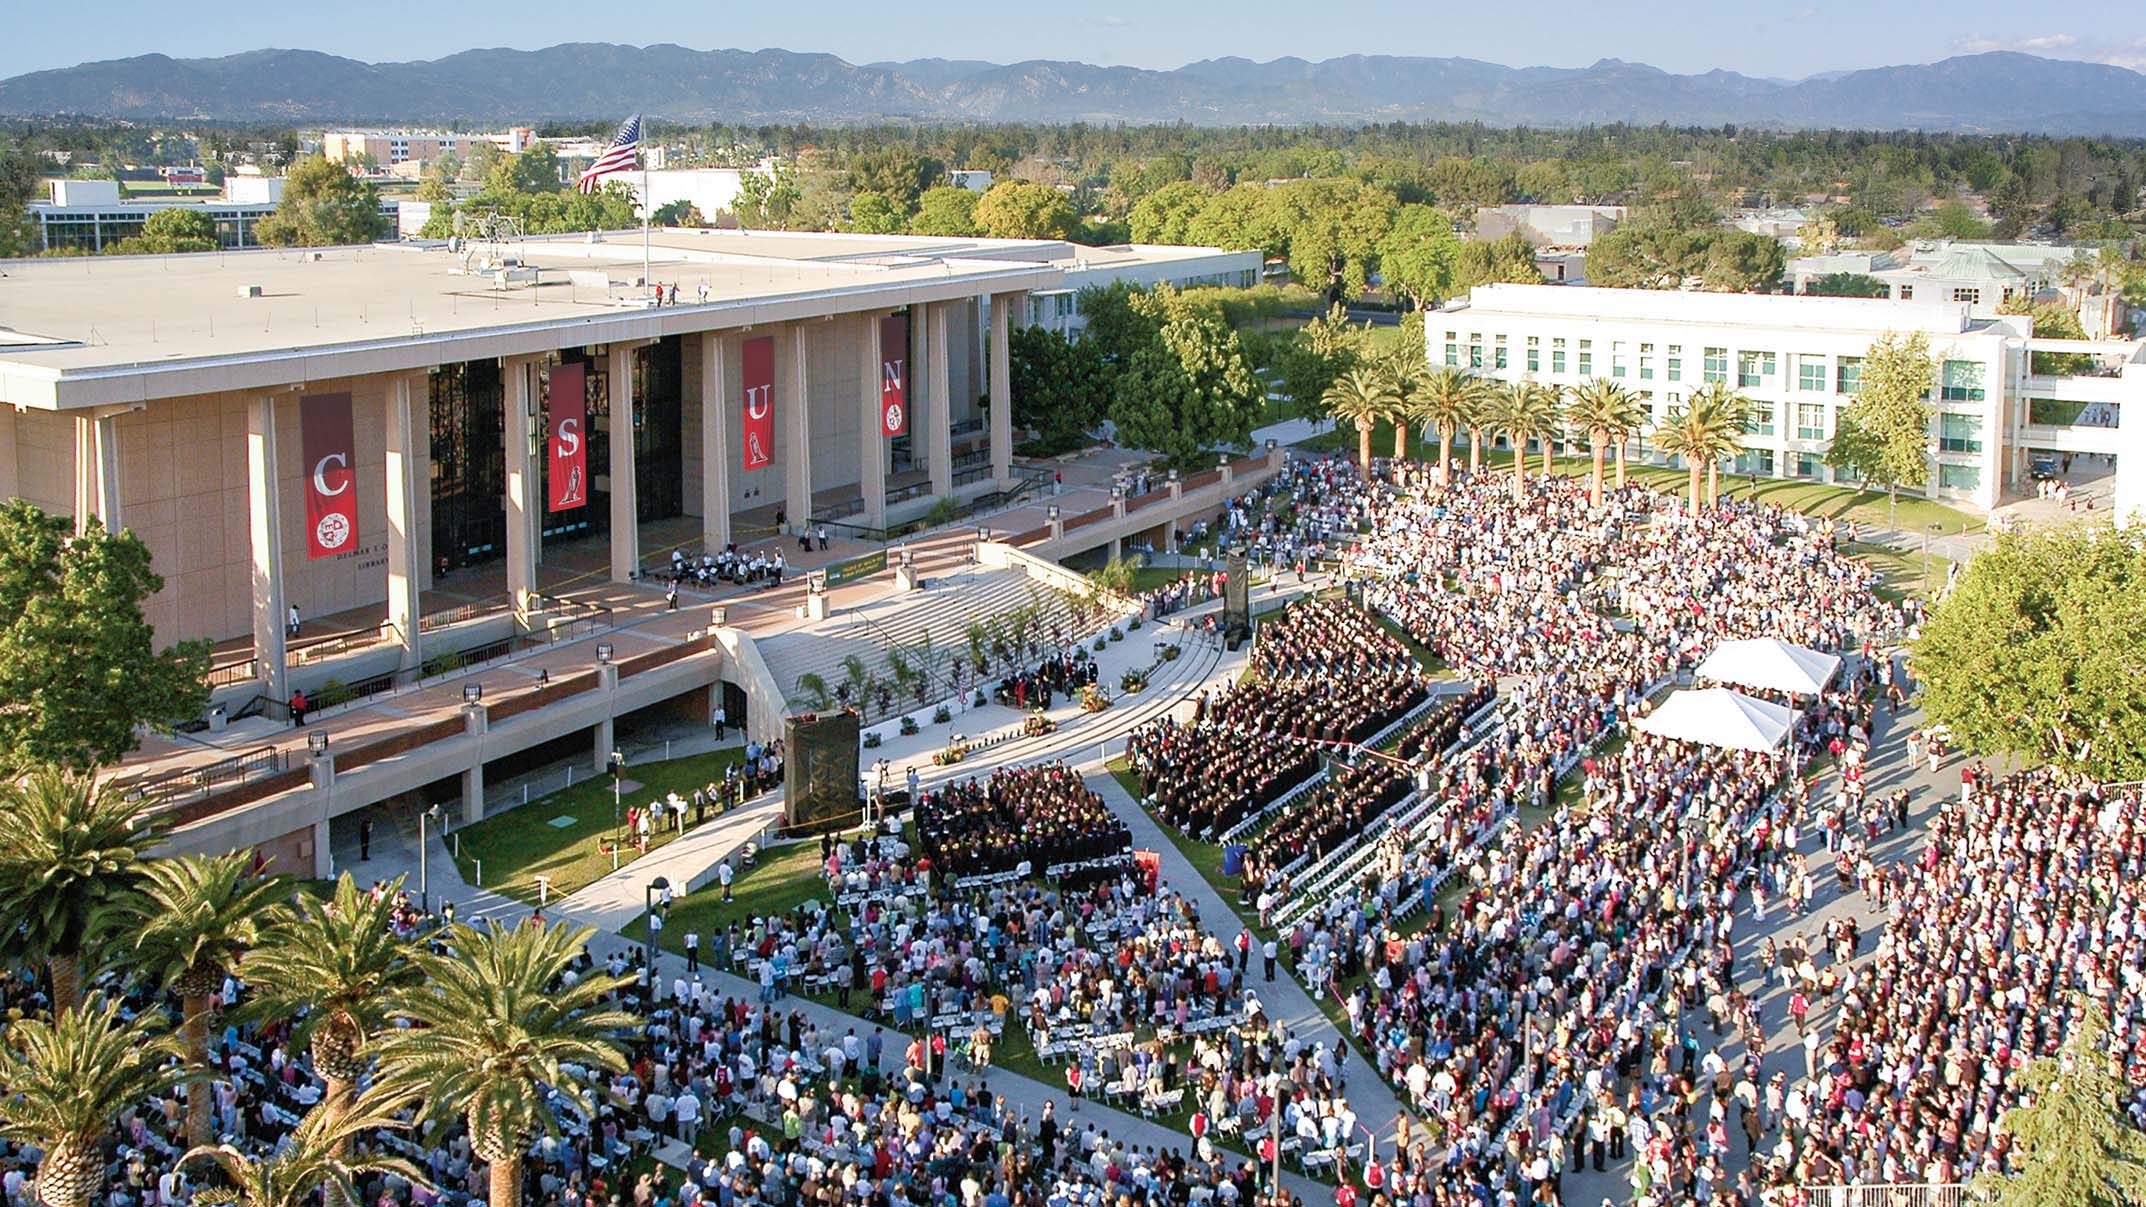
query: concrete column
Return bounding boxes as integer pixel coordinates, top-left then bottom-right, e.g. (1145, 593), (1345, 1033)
(593, 664), (619, 773)
(502, 357), (539, 614)
(859, 313), (889, 529)
(72, 415), (94, 534)
(699, 332), (732, 553)
(72, 413), (124, 534)
(246, 394), (290, 704)
(384, 375), (426, 673)
(310, 817), (332, 880)
(783, 323), (813, 534)
(990, 292), (1017, 487)
(1109, 536), (1123, 562)
(608, 345), (640, 583)
(460, 704), (488, 824)
(926, 303), (952, 496)
(0, 407), (19, 505)
(93, 414), (123, 531)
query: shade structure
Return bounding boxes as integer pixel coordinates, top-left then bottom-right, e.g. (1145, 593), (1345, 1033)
(1632, 688), (1796, 753)
(1695, 638), (1841, 697)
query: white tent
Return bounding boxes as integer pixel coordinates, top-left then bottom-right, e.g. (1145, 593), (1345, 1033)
(1632, 688), (1796, 753)
(1696, 638), (1841, 697)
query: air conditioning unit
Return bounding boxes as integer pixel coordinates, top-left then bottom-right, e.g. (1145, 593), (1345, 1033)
(235, 285), (263, 299)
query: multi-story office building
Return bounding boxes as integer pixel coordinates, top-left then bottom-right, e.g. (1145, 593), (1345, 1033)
(1439, 284), (2146, 514)
(322, 128), (536, 172)
(29, 177), (400, 253)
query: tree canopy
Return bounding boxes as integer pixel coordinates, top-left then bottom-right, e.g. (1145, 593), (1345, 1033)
(1825, 331), (1934, 501)
(1376, 205), (1462, 309)
(1979, 995), (2146, 1207)
(1802, 272), (1889, 298)
(973, 181), (1079, 240)
(111, 208), (218, 255)
(911, 186), (981, 236)
(1913, 527), (2146, 782)
(1108, 303), (1264, 468)
(254, 156), (385, 248)
(1006, 325), (1111, 454)
(0, 502), (209, 771)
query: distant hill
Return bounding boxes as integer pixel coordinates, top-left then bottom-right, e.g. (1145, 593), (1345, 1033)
(3, 45), (2143, 134)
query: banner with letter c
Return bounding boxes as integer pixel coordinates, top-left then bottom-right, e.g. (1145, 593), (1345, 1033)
(300, 391), (358, 560)
(742, 335), (774, 472)
(547, 361), (588, 513)
(879, 313), (908, 438)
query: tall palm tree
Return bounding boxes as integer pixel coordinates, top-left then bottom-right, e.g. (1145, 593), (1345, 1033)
(1608, 389), (1652, 492)
(101, 852), (285, 1149)
(1657, 397), (1744, 511)
(1565, 379), (1641, 508)
(241, 874), (421, 1202)
(0, 997), (187, 1207)
(1376, 343), (1429, 462)
(1485, 382), (1563, 501)
(1323, 368), (1397, 478)
(1536, 387), (1565, 479)
(1415, 368), (1485, 488)
(182, 1097), (426, 1207)
(0, 769), (162, 1013)
(1688, 382), (1755, 507)
(371, 921), (638, 1207)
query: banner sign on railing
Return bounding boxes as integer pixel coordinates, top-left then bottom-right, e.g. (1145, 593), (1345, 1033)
(826, 549), (888, 588)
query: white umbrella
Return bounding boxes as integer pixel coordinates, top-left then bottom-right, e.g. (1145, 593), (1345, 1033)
(1696, 638), (1841, 697)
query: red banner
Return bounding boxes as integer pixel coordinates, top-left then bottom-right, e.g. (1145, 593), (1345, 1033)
(879, 313), (908, 437)
(547, 362), (588, 513)
(300, 392), (358, 560)
(742, 335), (774, 472)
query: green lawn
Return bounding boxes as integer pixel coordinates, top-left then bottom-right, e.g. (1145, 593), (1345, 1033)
(1547, 455), (1979, 534)
(450, 748), (745, 905)
(1841, 539), (1953, 603)
(622, 833), (839, 948)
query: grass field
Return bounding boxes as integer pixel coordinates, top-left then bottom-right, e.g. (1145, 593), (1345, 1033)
(621, 833), (830, 947)
(1546, 455), (1980, 534)
(449, 748), (745, 905)
(1841, 539), (1953, 603)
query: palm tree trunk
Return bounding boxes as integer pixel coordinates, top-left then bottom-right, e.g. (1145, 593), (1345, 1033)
(1437, 430), (1453, 487)
(1513, 440), (1528, 501)
(1357, 428), (1373, 479)
(184, 992), (213, 1150)
(47, 953), (81, 1014)
(1614, 443), (1628, 491)
(1468, 429), (1482, 475)
(1392, 422), (1408, 462)
(1589, 432), (1606, 508)
(1688, 463), (1703, 511)
(490, 1153), (522, 1207)
(1540, 436), (1554, 479)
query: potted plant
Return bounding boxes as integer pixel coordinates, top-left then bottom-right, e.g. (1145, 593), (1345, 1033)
(899, 715), (920, 737)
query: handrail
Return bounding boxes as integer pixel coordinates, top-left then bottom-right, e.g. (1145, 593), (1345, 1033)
(113, 743), (288, 809)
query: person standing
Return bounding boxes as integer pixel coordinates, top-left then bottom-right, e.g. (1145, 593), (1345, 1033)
(287, 604), (301, 637)
(717, 857), (734, 903)
(712, 704), (727, 741)
(359, 816), (373, 861)
(1262, 937), (1278, 982)
(289, 689), (309, 727)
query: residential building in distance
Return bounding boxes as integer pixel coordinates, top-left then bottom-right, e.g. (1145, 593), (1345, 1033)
(1024, 244), (1264, 338)
(1438, 283), (2146, 514)
(27, 177), (400, 253)
(1787, 239), (2123, 327)
(322, 128), (536, 174)
(948, 169), (995, 192)
(1473, 204), (1626, 284)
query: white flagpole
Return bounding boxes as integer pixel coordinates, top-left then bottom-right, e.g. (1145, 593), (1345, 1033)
(640, 117), (652, 302)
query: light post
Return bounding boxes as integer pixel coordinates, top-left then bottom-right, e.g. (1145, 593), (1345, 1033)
(1923, 522), (1943, 597)
(609, 748), (625, 854)
(418, 803), (443, 914)
(645, 875), (671, 979)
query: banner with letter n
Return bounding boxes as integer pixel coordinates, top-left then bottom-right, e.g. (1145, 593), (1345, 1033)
(879, 313), (909, 438)
(547, 361), (588, 513)
(300, 391), (358, 560)
(742, 335), (775, 472)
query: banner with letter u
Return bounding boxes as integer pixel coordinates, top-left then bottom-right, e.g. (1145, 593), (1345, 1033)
(879, 313), (908, 438)
(547, 362), (587, 513)
(300, 392), (358, 560)
(742, 335), (774, 471)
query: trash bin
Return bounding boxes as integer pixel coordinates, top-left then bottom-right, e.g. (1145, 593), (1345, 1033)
(206, 704), (228, 733)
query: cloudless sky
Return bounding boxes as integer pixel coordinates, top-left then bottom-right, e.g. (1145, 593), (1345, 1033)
(7, 0), (2145, 80)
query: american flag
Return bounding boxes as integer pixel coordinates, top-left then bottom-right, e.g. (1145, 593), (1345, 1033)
(576, 114), (641, 193)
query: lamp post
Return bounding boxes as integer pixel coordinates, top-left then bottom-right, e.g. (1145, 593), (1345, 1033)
(418, 803), (443, 914)
(609, 749), (626, 854)
(644, 876), (671, 978)
(1923, 522), (1944, 597)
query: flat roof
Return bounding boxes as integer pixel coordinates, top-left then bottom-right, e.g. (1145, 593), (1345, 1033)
(1452, 283), (1979, 337)
(0, 228), (1178, 409)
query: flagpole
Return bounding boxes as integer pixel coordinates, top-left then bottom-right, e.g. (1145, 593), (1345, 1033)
(640, 117), (652, 303)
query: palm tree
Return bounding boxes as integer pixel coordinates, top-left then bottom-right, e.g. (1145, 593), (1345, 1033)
(371, 921), (637, 1207)
(1688, 382), (1755, 507)
(1536, 387), (1565, 479)
(181, 1097), (427, 1207)
(0, 997), (187, 1207)
(1322, 368), (1397, 478)
(1415, 368), (1485, 488)
(100, 852), (285, 1149)
(240, 874), (421, 1202)
(1565, 379), (1641, 508)
(1656, 398), (1744, 511)
(1484, 382), (1563, 501)
(1608, 388), (1651, 492)
(0, 769), (163, 1013)
(1376, 346), (1428, 461)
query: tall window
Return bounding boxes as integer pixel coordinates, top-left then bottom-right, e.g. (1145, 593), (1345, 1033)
(1940, 360), (1985, 402)
(1444, 332), (1459, 367)
(1837, 356), (1864, 395)
(1939, 413), (1984, 453)
(1738, 351), (1775, 388)
(1611, 341), (1628, 378)
(1577, 339), (1593, 377)
(1703, 347), (1728, 384)
(1666, 346), (1683, 382)
(429, 360), (506, 571)
(1746, 402), (1775, 436)
(1798, 356), (1827, 392)
(1795, 403), (1827, 441)
(1939, 463), (1981, 492)
(1526, 336), (1540, 373)
(1494, 336), (1509, 370)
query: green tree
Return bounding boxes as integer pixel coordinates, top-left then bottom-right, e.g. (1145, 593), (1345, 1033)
(1700, 230), (1785, 292)
(1999, 297), (2096, 375)
(1415, 367), (1489, 487)
(1007, 326), (1111, 453)
(0, 771), (159, 1013)
(254, 157), (385, 247)
(1109, 312), (1264, 468)
(1274, 303), (1370, 422)
(1979, 995), (2146, 1207)
(1913, 528), (2146, 780)
(0, 503), (210, 770)
(1826, 331), (1935, 515)
(843, 146), (940, 212)
(1484, 381), (1562, 500)
(844, 190), (908, 234)
(487, 143), (564, 195)
(100, 853), (283, 1148)
(1686, 381), (1754, 504)
(1906, 199), (1992, 240)
(1128, 181), (1213, 244)
(1322, 368), (1396, 478)
(111, 207), (218, 254)
(1376, 319), (1431, 460)
(0, 136), (40, 258)
(412, 175), (452, 204)
(650, 200), (706, 227)
(911, 186), (980, 236)
(181, 1097), (425, 1207)
(1377, 204), (1461, 310)
(973, 180), (1079, 240)
(0, 997), (187, 1207)
(1803, 272), (1890, 298)
(734, 162), (803, 230)
(1452, 234), (1544, 291)
(371, 922), (637, 1207)
(1565, 378), (1642, 507)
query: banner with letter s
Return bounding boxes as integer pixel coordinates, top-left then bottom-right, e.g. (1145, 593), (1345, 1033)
(879, 313), (908, 437)
(300, 392), (358, 560)
(742, 335), (774, 471)
(547, 362), (587, 513)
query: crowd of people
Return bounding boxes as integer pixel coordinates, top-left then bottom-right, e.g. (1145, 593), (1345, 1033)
(667, 544), (788, 589)
(993, 651), (1100, 713)
(912, 762), (1131, 880)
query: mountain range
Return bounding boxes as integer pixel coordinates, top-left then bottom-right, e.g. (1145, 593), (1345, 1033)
(3, 44), (2145, 134)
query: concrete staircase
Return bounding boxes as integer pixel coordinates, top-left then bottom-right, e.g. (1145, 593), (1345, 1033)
(759, 566), (1106, 719)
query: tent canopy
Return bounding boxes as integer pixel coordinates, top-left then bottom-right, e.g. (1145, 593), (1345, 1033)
(1632, 688), (1796, 753)
(1696, 638), (1841, 697)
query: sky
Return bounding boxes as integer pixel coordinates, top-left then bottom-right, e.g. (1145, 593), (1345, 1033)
(5, 0), (2145, 81)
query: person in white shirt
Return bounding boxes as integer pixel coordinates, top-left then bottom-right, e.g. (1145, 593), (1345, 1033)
(673, 1088), (701, 1144)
